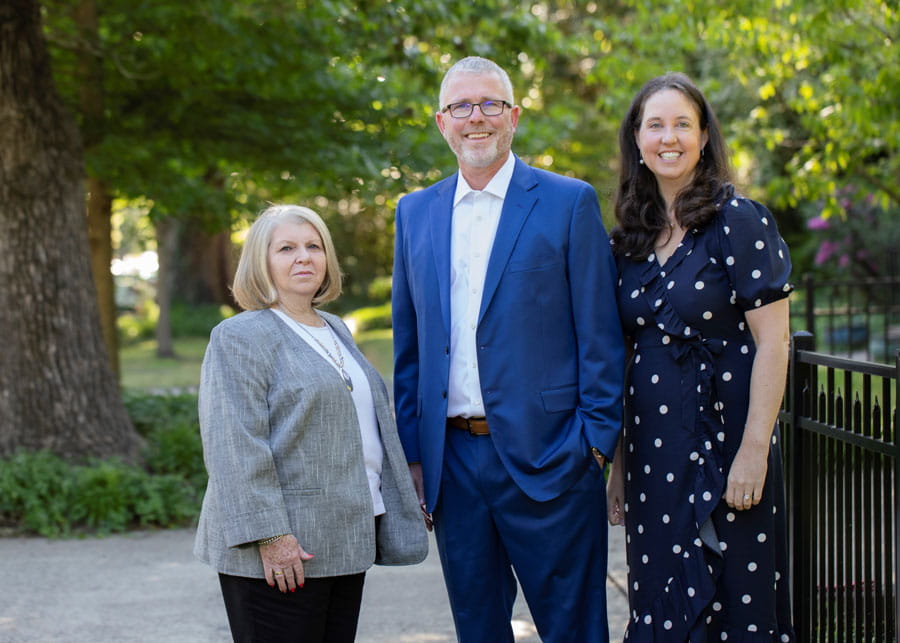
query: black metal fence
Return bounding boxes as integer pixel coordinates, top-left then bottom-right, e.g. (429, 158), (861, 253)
(790, 266), (900, 365)
(780, 331), (899, 641)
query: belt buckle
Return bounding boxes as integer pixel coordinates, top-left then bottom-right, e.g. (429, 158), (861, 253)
(466, 417), (488, 436)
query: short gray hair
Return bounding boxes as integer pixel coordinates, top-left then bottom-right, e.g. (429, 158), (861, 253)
(439, 56), (515, 109)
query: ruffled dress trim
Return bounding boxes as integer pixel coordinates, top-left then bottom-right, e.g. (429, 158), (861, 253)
(624, 236), (729, 641)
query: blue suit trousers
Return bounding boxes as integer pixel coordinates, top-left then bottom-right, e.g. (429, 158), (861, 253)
(433, 427), (610, 642)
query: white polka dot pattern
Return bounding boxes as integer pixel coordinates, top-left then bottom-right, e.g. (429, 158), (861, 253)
(615, 196), (794, 640)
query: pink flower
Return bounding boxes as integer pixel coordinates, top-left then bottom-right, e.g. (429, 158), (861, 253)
(814, 240), (838, 265)
(807, 216), (830, 230)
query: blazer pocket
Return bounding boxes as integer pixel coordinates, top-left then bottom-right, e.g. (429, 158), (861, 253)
(507, 257), (563, 273)
(282, 488), (325, 497)
(540, 385), (578, 413)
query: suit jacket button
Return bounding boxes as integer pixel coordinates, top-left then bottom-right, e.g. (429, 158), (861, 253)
(441, 391), (447, 398)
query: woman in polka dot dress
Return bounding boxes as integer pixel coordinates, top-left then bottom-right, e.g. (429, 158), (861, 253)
(606, 72), (796, 641)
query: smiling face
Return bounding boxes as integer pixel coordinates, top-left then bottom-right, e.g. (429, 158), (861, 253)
(635, 88), (709, 202)
(436, 71), (519, 185)
(267, 221), (327, 308)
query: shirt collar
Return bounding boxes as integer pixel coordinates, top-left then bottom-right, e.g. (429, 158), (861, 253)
(452, 152), (516, 207)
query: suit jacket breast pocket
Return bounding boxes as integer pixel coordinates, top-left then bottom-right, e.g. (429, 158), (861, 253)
(507, 256), (563, 273)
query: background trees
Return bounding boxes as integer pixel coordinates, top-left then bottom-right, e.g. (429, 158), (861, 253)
(0, 0), (140, 459)
(1, 0), (895, 460)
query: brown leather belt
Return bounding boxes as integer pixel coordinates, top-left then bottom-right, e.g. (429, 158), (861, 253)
(446, 416), (490, 435)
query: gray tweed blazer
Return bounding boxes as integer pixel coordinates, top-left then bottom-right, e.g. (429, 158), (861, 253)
(193, 308), (428, 579)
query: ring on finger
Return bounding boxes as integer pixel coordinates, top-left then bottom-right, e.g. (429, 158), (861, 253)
(273, 571), (284, 576)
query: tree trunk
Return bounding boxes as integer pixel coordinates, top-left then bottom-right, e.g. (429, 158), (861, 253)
(86, 177), (119, 375)
(76, 0), (120, 377)
(175, 222), (236, 307)
(0, 0), (141, 460)
(154, 217), (177, 359)
(170, 170), (236, 309)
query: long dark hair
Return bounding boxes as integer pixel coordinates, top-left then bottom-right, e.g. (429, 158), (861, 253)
(611, 72), (734, 260)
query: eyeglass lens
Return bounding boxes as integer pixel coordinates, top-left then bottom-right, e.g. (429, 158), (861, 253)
(448, 101), (506, 118)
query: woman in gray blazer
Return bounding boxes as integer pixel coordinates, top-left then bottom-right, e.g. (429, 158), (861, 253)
(194, 205), (427, 642)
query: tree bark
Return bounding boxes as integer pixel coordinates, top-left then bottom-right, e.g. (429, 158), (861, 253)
(175, 222), (236, 307)
(154, 217), (177, 359)
(86, 176), (119, 374)
(75, 0), (120, 377)
(0, 0), (141, 460)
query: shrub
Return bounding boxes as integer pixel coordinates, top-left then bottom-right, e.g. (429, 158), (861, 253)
(68, 460), (143, 534)
(0, 391), (206, 537)
(0, 451), (202, 537)
(0, 450), (74, 536)
(117, 301), (233, 346)
(143, 420), (206, 492)
(118, 300), (158, 343)
(169, 302), (233, 338)
(346, 302), (392, 334)
(123, 389), (199, 437)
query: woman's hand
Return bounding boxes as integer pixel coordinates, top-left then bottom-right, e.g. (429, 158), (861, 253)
(259, 535), (314, 593)
(727, 297), (789, 512)
(606, 460), (625, 526)
(408, 463), (433, 531)
(606, 438), (625, 526)
(725, 440), (768, 511)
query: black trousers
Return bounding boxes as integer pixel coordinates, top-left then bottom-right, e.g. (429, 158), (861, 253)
(218, 572), (366, 643)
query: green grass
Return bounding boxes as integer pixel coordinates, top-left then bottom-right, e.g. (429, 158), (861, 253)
(356, 328), (393, 380)
(120, 330), (394, 391)
(120, 337), (208, 390)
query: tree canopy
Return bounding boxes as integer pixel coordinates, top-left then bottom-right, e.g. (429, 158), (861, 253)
(43, 0), (899, 303)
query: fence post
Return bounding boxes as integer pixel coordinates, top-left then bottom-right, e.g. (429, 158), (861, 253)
(790, 330), (815, 641)
(803, 274), (815, 340)
(894, 350), (899, 643)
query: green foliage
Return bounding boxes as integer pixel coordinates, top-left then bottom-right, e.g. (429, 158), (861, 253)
(366, 275), (392, 301)
(117, 303), (158, 344)
(142, 421), (207, 492)
(118, 301), (230, 346)
(0, 391), (205, 537)
(168, 302), (233, 338)
(0, 451), (75, 536)
(355, 328), (394, 380)
(122, 389), (199, 436)
(345, 302), (393, 333)
(0, 451), (201, 537)
(41, 0), (898, 297)
(68, 461), (146, 533)
(671, 0), (900, 263)
(801, 185), (900, 280)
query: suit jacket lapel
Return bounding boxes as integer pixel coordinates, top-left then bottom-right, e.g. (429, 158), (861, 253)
(429, 177), (456, 333)
(479, 158), (538, 321)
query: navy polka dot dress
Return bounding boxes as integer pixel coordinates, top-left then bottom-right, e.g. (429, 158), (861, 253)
(615, 197), (796, 641)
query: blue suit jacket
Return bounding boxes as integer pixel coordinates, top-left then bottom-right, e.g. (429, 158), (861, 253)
(392, 156), (624, 512)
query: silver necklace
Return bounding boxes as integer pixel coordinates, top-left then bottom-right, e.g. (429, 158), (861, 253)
(293, 316), (353, 392)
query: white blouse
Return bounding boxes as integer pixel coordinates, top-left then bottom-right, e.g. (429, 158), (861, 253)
(273, 308), (385, 516)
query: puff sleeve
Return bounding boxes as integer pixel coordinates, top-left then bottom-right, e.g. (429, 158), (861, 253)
(717, 197), (793, 311)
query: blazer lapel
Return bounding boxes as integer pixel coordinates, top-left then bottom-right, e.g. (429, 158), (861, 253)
(479, 158), (538, 321)
(429, 177), (456, 333)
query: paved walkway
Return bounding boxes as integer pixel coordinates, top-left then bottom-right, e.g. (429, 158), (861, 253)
(0, 527), (629, 642)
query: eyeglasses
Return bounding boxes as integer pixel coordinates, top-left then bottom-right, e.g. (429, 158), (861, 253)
(441, 100), (512, 119)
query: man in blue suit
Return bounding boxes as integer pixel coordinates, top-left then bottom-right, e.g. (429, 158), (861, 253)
(392, 56), (625, 642)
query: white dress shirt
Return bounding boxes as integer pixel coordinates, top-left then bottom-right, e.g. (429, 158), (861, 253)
(447, 152), (516, 419)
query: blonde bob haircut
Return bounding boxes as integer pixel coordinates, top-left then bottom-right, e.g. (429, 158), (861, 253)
(231, 204), (342, 311)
